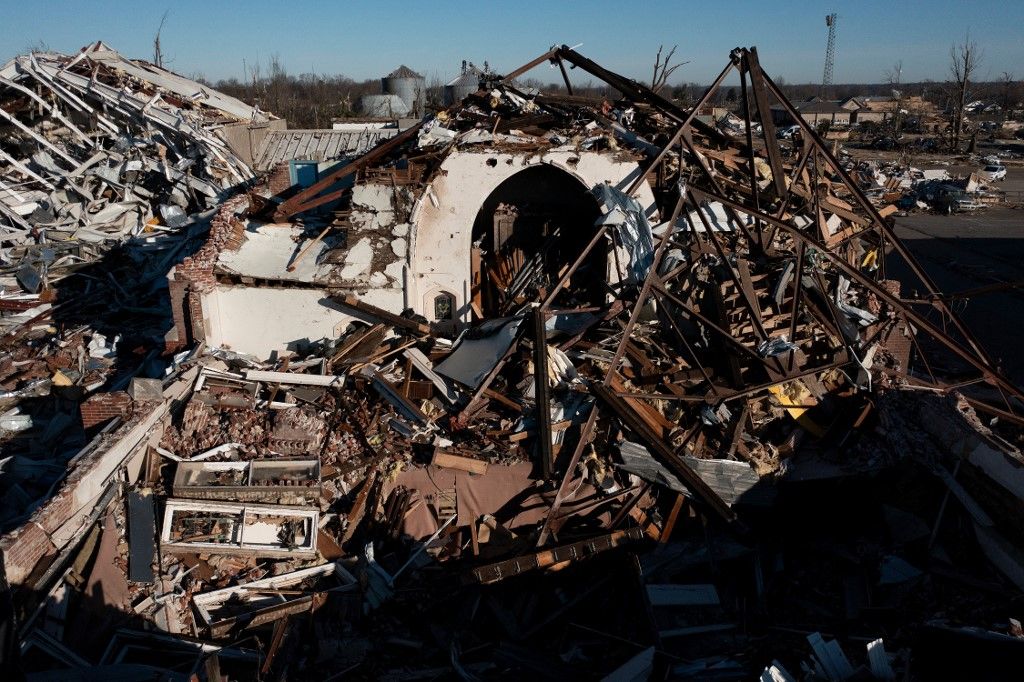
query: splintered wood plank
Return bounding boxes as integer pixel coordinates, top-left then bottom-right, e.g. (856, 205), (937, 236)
(432, 449), (488, 475)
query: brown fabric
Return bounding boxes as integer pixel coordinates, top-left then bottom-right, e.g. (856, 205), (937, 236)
(385, 462), (612, 541)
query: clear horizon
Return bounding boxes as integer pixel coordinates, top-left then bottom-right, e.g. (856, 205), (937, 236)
(1, 1), (1021, 87)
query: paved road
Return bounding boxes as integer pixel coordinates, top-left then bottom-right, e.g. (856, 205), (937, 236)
(889, 204), (1024, 384)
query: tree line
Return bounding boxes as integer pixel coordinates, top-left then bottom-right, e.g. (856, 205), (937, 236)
(201, 42), (1021, 141)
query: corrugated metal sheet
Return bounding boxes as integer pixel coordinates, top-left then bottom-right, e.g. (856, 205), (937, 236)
(616, 440), (763, 506)
(252, 128), (397, 171)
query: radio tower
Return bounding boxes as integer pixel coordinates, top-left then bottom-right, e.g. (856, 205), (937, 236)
(821, 13), (838, 96)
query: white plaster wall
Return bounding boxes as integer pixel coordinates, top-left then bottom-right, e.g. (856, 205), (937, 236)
(203, 286), (403, 358)
(407, 147), (657, 322)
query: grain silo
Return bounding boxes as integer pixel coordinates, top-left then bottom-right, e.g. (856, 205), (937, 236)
(444, 60), (484, 106)
(382, 65), (425, 118)
(358, 94), (411, 119)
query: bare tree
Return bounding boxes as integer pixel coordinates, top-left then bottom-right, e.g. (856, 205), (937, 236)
(998, 71), (1015, 121)
(948, 33), (983, 151)
(651, 45), (688, 95)
(153, 10), (170, 68)
(23, 40), (49, 54)
(884, 60), (906, 136)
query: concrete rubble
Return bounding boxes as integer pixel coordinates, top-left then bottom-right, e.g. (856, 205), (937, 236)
(2, 43), (1024, 680)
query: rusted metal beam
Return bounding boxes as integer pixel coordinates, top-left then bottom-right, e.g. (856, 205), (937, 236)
(709, 353), (849, 403)
(685, 192), (780, 375)
(590, 382), (737, 525)
(677, 128), (763, 253)
(532, 306), (554, 479)
(757, 68), (995, 368)
(501, 48), (559, 82)
(555, 45), (731, 146)
(556, 56), (574, 96)
(691, 187), (1024, 402)
(608, 482), (651, 529)
(787, 240), (806, 371)
(274, 121), (424, 221)
(652, 283), (770, 367)
(541, 224), (608, 310)
(457, 335), (522, 424)
(739, 60), (764, 249)
(741, 47), (787, 197)
(773, 137), (814, 222)
(537, 405), (599, 547)
(626, 58), (736, 196)
(601, 192), (683, 387)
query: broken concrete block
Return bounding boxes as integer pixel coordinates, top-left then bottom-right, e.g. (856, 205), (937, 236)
(339, 238), (374, 279)
(129, 377), (164, 402)
(391, 237), (408, 258)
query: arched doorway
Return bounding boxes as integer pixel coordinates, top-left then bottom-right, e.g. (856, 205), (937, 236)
(470, 165), (603, 318)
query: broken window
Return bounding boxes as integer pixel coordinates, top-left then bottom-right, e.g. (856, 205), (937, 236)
(433, 291), (455, 320)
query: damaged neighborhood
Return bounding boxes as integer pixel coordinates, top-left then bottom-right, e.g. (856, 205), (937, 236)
(2, 3), (1024, 680)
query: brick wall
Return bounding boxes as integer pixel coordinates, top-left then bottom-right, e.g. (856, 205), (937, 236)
(80, 391), (133, 429)
(0, 522), (57, 587)
(268, 162), (293, 196)
(166, 194), (250, 349)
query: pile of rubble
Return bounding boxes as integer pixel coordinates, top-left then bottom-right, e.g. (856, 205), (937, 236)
(0, 45), (276, 528)
(846, 158), (1006, 214)
(0, 42), (262, 299)
(4, 45), (1024, 680)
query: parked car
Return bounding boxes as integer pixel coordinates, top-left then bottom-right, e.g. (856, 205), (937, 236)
(932, 186), (984, 214)
(980, 164), (1007, 182)
(776, 125), (800, 139)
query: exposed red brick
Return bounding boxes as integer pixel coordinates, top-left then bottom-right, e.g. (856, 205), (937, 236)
(165, 194), (250, 349)
(268, 162), (292, 195)
(0, 521), (57, 585)
(80, 391), (134, 429)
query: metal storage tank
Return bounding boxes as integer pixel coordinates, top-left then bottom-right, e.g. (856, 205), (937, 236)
(444, 61), (483, 106)
(359, 94), (411, 118)
(381, 65), (425, 118)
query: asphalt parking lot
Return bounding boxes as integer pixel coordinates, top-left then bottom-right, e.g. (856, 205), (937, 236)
(888, 168), (1024, 383)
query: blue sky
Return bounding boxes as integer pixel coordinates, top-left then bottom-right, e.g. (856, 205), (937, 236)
(1, 1), (1021, 85)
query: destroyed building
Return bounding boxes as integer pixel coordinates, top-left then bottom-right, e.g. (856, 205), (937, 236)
(2, 43), (1024, 680)
(0, 41), (285, 299)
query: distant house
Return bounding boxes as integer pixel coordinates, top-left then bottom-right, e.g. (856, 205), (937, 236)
(839, 97), (862, 110)
(849, 96), (895, 124)
(772, 97), (851, 127)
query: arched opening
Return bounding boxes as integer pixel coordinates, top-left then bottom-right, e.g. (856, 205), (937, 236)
(470, 165), (603, 318)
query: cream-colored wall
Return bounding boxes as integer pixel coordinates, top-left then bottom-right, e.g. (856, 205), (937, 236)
(407, 148), (656, 322)
(202, 149), (656, 355)
(202, 285), (402, 358)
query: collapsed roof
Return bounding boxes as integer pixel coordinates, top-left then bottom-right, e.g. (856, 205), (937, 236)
(0, 41), (264, 293)
(3, 44), (1024, 679)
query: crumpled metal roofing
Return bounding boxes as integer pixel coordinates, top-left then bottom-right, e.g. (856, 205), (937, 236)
(252, 128), (399, 171)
